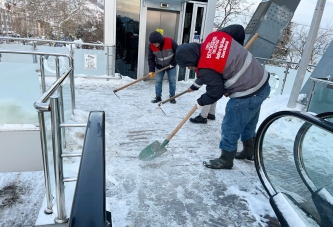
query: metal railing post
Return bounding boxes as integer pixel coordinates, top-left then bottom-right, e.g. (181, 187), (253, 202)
(69, 57), (75, 113)
(56, 57), (66, 148)
(50, 95), (68, 224)
(38, 111), (53, 214)
(40, 56), (46, 93)
(306, 81), (317, 111)
(106, 46), (110, 77)
(32, 41), (38, 63)
(281, 64), (290, 95)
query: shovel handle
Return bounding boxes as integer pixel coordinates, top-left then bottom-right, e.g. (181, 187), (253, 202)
(113, 65), (172, 93)
(163, 34), (258, 142)
(158, 90), (189, 106)
(166, 104), (198, 141)
(244, 33), (259, 49)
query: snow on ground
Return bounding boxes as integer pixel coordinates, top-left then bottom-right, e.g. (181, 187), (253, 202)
(0, 75), (304, 226)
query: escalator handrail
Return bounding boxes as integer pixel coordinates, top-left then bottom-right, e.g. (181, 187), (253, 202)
(294, 112), (333, 193)
(68, 111), (106, 227)
(254, 111), (333, 197)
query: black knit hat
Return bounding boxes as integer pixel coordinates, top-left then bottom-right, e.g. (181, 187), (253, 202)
(149, 31), (164, 43)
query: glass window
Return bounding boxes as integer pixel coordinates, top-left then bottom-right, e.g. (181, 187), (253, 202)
(116, 0), (140, 79)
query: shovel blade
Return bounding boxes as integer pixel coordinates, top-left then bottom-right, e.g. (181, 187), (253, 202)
(139, 140), (168, 161)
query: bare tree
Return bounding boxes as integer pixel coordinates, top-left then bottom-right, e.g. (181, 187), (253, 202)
(16, 0), (94, 39)
(214, 0), (254, 29)
(272, 22), (333, 70)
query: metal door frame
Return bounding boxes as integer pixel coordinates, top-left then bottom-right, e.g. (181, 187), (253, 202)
(181, 1), (207, 81)
(137, 2), (182, 80)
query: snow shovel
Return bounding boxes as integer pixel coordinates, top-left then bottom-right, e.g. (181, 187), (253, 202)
(139, 104), (198, 161)
(156, 89), (189, 115)
(113, 65), (172, 98)
(244, 33), (259, 49)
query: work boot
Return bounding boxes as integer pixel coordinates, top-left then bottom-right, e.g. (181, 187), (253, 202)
(190, 114), (207, 124)
(207, 113), (216, 120)
(203, 150), (237, 169)
(151, 96), (162, 103)
(235, 138), (255, 160)
(169, 95), (176, 104)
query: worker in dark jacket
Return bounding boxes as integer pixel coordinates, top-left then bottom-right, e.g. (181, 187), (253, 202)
(175, 24), (270, 169)
(148, 31), (178, 103)
(189, 25), (246, 124)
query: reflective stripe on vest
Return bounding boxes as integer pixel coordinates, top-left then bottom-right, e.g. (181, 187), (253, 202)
(225, 52), (253, 88)
(150, 37), (174, 66)
(229, 70), (269, 98)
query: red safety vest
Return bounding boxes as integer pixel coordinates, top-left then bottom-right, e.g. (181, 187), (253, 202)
(198, 32), (232, 73)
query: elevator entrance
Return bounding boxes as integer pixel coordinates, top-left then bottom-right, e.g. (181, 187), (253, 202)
(137, 0), (212, 81)
(144, 9), (180, 76)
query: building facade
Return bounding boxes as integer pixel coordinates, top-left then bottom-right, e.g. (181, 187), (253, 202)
(113, 0), (217, 80)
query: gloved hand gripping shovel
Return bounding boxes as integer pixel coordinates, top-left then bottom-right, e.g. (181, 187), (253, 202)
(157, 89), (189, 115)
(113, 65), (172, 99)
(139, 104), (198, 161)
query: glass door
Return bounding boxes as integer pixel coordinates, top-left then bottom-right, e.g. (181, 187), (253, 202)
(178, 2), (207, 81)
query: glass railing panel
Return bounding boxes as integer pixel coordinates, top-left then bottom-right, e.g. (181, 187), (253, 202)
(308, 82), (333, 114)
(261, 115), (321, 222)
(0, 62), (40, 124)
(74, 48), (106, 76)
(299, 118), (333, 195)
(263, 64), (312, 95)
(0, 44), (38, 63)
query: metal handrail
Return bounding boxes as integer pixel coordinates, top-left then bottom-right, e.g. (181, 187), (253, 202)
(255, 57), (317, 95)
(309, 77), (333, 86)
(255, 57), (317, 68)
(34, 67), (73, 111)
(1, 36), (105, 47)
(306, 77), (333, 111)
(0, 50), (75, 112)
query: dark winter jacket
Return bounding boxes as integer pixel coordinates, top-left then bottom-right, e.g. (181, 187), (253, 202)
(176, 24), (268, 106)
(148, 31), (178, 72)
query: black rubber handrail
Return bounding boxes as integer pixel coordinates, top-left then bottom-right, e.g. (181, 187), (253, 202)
(68, 111), (107, 227)
(294, 112), (333, 193)
(254, 111), (333, 198)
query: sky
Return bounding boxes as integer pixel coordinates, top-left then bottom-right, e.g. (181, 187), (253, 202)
(0, 73), (310, 226)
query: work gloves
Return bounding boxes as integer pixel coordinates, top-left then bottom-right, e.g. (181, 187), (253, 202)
(149, 72), (155, 78)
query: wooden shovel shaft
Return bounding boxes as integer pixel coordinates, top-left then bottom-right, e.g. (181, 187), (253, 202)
(113, 65), (172, 93)
(158, 90), (189, 106)
(161, 34), (259, 147)
(166, 105), (197, 141)
(244, 33), (259, 49)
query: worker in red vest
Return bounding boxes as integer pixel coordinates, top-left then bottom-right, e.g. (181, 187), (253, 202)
(148, 31), (178, 103)
(176, 25), (270, 169)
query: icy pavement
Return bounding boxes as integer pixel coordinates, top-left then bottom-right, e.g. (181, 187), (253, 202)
(0, 76), (282, 226)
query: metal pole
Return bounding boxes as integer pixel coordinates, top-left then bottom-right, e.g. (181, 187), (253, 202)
(50, 95), (68, 224)
(40, 56), (46, 92)
(69, 57), (75, 113)
(37, 111), (53, 214)
(306, 81), (317, 111)
(56, 57), (66, 148)
(287, 0), (326, 108)
(281, 65), (290, 95)
(106, 46), (110, 77)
